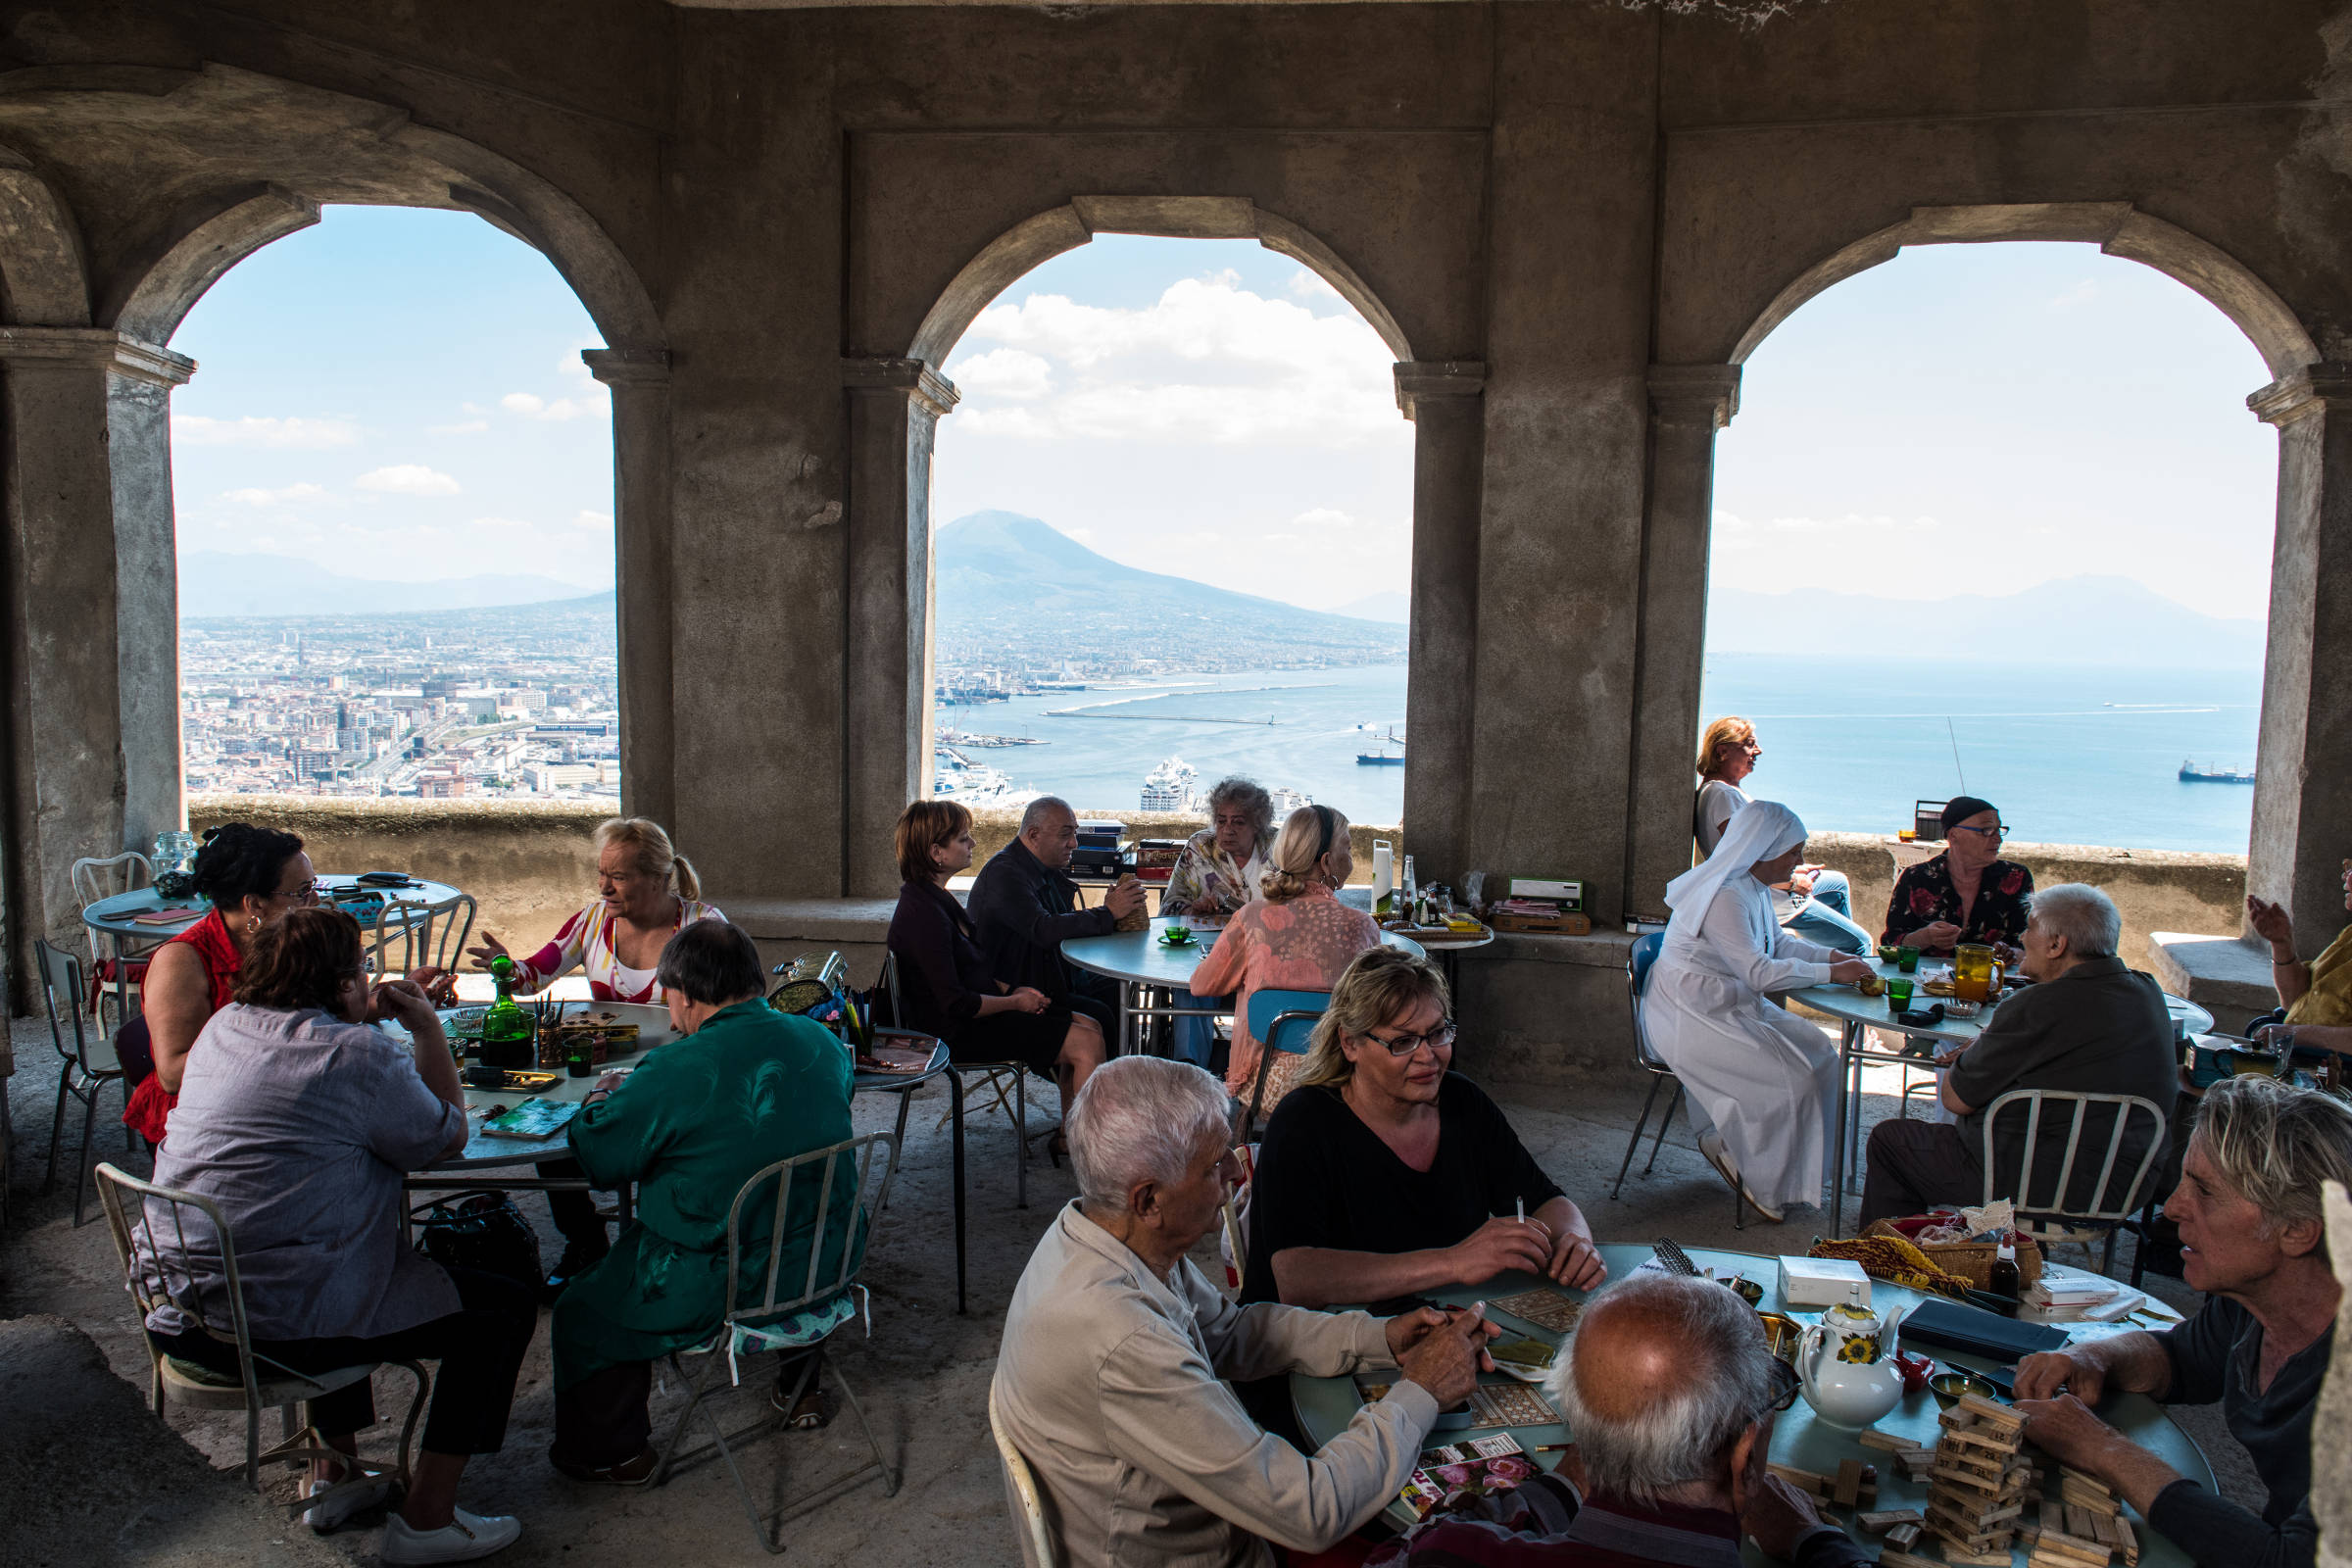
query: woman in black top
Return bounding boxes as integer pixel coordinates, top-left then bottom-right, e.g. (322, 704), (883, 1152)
(1241, 947), (1607, 1307)
(885, 801), (1108, 1102)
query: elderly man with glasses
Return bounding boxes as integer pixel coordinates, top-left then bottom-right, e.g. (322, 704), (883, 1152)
(1370, 1272), (1866, 1567)
(1882, 795), (2034, 959)
(993, 1054), (1497, 1567)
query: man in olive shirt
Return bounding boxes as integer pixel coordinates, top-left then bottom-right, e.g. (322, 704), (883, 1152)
(1860, 884), (2178, 1224)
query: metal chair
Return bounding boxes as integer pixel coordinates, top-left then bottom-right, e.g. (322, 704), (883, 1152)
(92, 1161), (427, 1518)
(366, 891), (476, 980)
(1613, 933), (1743, 1231)
(72, 851), (155, 1028)
(1980, 1089), (2171, 1279)
(1239, 988), (1330, 1143)
(34, 939), (129, 1226)
(882, 947), (1054, 1208)
(654, 1131), (901, 1553)
(988, 1373), (1059, 1568)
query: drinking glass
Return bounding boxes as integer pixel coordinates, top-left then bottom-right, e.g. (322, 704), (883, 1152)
(1886, 978), (1915, 1013)
(1896, 947), (1921, 974)
(1953, 943), (2001, 1003)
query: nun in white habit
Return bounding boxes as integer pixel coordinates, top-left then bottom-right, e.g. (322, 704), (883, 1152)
(1643, 799), (1872, 1222)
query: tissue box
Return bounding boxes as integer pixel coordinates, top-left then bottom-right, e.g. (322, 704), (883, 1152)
(1777, 1255), (1872, 1308)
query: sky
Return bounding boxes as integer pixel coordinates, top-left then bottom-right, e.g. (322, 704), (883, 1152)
(168, 210), (2281, 622)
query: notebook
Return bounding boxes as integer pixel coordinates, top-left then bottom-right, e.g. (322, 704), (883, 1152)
(1898, 1297), (2069, 1362)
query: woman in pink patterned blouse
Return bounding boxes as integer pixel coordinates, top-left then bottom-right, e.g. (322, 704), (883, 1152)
(1191, 805), (1382, 1117)
(468, 818), (723, 1004)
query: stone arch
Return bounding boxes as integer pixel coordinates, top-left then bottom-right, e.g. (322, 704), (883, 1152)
(0, 149), (89, 325)
(905, 195), (1413, 369)
(1729, 202), (2319, 381)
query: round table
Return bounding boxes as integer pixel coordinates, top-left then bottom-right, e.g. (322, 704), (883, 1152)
(1290, 1242), (2214, 1565)
(1786, 959), (2214, 1232)
(1062, 924), (1427, 1058)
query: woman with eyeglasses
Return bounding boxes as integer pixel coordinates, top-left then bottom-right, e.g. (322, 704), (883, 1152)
(1189, 804), (1384, 1114)
(1240, 947), (1601, 1308)
(1693, 715), (1874, 956)
(1881, 795), (2034, 960)
(120, 822), (319, 1148)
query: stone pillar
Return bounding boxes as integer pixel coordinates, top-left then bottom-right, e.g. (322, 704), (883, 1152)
(842, 357), (957, 897)
(1395, 362), (1486, 883)
(1624, 364), (1740, 921)
(2247, 365), (2352, 956)
(582, 348), (674, 829)
(0, 326), (194, 1004)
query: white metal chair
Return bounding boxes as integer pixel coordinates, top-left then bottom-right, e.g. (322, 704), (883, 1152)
(366, 891), (476, 980)
(1980, 1089), (2171, 1276)
(72, 851), (155, 1028)
(654, 1131), (900, 1553)
(988, 1374), (1058, 1568)
(92, 1161), (427, 1518)
(34, 939), (129, 1226)
(1613, 933), (1743, 1231)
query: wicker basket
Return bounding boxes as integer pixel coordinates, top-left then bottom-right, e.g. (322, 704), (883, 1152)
(1863, 1218), (2043, 1290)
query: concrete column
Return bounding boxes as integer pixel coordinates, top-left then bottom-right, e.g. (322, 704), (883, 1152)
(0, 326), (193, 1003)
(582, 348), (674, 830)
(842, 357), (957, 897)
(1624, 364), (1740, 921)
(2247, 365), (2352, 956)
(1395, 362), (1486, 884)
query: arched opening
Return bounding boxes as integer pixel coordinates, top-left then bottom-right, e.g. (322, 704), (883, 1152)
(166, 205), (620, 805)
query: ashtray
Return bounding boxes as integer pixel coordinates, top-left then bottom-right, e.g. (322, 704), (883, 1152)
(1943, 1000), (1982, 1017)
(1930, 1370), (1999, 1409)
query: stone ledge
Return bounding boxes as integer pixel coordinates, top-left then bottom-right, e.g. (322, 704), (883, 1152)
(2148, 931), (2277, 1035)
(1483, 928), (1639, 968)
(725, 897), (903, 943)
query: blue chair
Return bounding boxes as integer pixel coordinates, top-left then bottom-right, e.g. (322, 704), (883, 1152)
(1617, 932), (1742, 1230)
(1240, 989), (1330, 1142)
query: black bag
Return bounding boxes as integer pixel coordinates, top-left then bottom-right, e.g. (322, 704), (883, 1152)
(413, 1192), (543, 1290)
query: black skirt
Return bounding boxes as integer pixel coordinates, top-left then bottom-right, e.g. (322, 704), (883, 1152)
(950, 1002), (1085, 1075)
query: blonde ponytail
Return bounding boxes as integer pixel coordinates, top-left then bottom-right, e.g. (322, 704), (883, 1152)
(671, 853), (702, 902)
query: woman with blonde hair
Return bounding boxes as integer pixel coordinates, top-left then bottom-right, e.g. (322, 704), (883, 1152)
(1189, 804), (1382, 1112)
(1240, 947), (1603, 1307)
(1692, 714), (1873, 956)
(468, 816), (724, 1295)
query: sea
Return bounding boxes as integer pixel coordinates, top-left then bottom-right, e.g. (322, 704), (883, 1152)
(943, 656), (2265, 855)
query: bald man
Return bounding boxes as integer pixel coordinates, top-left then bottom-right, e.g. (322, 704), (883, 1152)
(1369, 1273), (1868, 1567)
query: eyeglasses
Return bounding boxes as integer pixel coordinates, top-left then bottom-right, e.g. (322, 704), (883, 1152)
(1762, 1356), (1801, 1413)
(1365, 1021), (1457, 1056)
(1952, 823), (2009, 839)
(272, 879), (322, 905)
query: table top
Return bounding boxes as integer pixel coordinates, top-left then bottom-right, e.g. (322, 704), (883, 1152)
(1291, 1242), (2211, 1564)
(1788, 958), (2214, 1049)
(82, 873), (468, 941)
(1062, 923), (1426, 989)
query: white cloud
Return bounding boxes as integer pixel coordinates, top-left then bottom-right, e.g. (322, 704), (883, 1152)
(560, 346), (599, 382)
(501, 390), (606, 421)
(946, 273), (1400, 448)
(221, 482), (326, 506)
(429, 418), (489, 434)
(172, 415), (359, 449)
(1286, 269), (1343, 304)
(355, 464), (462, 496)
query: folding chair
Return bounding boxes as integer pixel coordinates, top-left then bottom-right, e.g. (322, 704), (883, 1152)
(72, 851), (155, 1028)
(1238, 989), (1329, 1144)
(988, 1373), (1058, 1568)
(92, 1162), (427, 1520)
(1981, 1090), (2170, 1281)
(881, 948), (1055, 1207)
(1613, 932), (1743, 1231)
(654, 1131), (900, 1553)
(34, 939), (130, 1226)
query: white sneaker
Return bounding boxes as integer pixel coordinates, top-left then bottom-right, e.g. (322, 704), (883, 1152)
(1697, 1131), (1785, 1224)
(379, 1508), (522, 1565)
(302, 1469), (397, 1534)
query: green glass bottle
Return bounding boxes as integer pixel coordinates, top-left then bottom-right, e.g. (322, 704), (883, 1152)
(481, 955), (535, 1069)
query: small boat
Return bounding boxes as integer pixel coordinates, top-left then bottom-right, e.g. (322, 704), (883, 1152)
(1356, 725), (1406, 766)
(2180, 760), (2256, 784)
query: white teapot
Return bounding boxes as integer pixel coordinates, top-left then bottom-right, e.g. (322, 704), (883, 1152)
(1795, 1293), (1904, 1431)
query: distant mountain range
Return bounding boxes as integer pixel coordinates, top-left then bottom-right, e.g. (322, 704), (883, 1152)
(180, 551), (603, 618)
(933, 511), (1409, 668)
(1705, 575), (2265, 669)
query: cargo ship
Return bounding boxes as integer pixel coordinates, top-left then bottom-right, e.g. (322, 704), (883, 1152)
(2180, 760), (2256, 784)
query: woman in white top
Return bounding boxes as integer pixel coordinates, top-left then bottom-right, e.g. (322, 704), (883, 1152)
(1645, 799), (1874, 1222)
(1692, 715), (1874, 956)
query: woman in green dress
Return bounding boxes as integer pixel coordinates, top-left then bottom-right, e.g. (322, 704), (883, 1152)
(547, 918), (857, 1483)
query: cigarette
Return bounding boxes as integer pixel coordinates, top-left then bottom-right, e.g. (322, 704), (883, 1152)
(1516, 1197), (1525, 1224)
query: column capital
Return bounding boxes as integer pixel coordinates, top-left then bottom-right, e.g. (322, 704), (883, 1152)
(1647, 363), (1740, 428)
(842, 356), (959, 418)
(1394, 360), (1486, 420)
(2248, 363), (2352, 427)
(0, 326), (193, 386)
(581, 346), (670, 388)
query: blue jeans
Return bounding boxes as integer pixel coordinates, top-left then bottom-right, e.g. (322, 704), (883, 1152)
(1784, 869), (1875, 956)
(1173, 989), (1223, 1066)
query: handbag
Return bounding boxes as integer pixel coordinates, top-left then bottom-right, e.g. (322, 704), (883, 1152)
(413, 1192), (544, 1289)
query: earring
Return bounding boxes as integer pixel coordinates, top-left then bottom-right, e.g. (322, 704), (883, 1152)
(246, 914), (261, 935)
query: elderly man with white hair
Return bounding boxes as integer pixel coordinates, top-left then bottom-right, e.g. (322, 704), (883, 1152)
(1368, 1272), (1868, 1566)
(1860, 882), (2180, 1225)
(993, 1054), (1494, 1566)
(2015, 1076), (2352, 1568)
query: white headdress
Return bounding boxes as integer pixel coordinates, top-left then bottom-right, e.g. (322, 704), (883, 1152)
(1662, 799), (1807, 945)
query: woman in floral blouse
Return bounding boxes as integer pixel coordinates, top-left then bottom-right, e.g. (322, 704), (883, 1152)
(1162, 777), (1276, 1066)
(1882, 795), (2034, 958)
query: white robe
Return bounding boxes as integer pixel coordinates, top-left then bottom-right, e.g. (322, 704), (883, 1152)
(1644, 873), (1842, 1210)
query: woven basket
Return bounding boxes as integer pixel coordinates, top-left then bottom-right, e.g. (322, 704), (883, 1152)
(1863, 1218), (2044, 1290)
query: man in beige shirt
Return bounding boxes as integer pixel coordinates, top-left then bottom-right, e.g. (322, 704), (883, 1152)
(994, 1055), (1494, 1567)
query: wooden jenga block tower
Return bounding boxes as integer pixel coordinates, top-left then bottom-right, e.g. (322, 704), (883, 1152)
(1923, 1394), (2034, 1564)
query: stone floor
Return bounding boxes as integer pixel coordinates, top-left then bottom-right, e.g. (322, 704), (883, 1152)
(0, 1016), (2264, 1567)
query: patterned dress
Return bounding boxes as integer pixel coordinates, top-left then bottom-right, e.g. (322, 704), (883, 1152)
(1189, 884), (1382, 1109)
(509, 897), (725, 1001)
(1880, 854), (2034, 956)
(1160, 829), (1270, 922)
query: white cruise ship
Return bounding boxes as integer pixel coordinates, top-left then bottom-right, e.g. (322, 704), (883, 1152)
(1141, 757), (1198, 812)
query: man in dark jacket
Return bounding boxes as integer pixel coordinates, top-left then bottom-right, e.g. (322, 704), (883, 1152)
(1860, 883), (2180, 1224)
(966, 797), (1144, 1031)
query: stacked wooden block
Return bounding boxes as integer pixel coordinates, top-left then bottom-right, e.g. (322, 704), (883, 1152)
(2016, 1467), (2138, 1568)
(1920, 1394), (2034, 1564)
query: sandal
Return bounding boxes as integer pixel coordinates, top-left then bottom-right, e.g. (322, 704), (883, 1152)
(769, 1382), (829, 1430)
